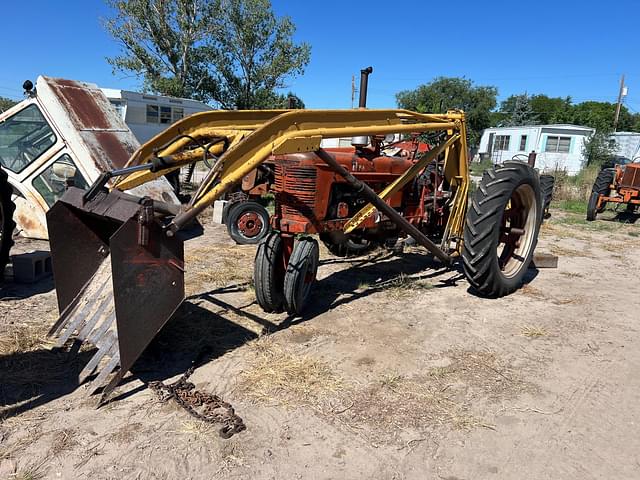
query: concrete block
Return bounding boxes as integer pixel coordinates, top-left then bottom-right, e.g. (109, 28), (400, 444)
(532, 252), (558, 269)
(11, 250), (52, 283)
(212, 200), (228, 224)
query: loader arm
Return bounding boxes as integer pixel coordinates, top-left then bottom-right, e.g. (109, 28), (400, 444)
(114, 109), (466, 234)
(47, 108), (470, 399)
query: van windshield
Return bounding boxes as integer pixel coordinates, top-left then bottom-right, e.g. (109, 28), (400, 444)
(0, 104), (57, 173)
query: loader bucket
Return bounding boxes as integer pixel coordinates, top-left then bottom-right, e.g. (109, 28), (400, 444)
(46, 187), (186, 398)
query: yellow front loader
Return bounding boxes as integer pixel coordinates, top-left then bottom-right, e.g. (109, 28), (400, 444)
(47, 108), (543, 398)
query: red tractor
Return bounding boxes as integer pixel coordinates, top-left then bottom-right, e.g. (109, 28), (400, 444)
(587, 159), (640, 220)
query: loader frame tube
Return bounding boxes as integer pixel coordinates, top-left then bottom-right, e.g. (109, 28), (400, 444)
(315, 148), (453, 265)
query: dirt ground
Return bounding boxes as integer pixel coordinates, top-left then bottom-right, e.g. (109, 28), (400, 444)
(1, 206), (640, 480)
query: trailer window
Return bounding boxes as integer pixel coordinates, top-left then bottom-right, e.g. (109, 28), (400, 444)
(146, 104), (159, 123)
(545, 136), (571, 153)
(172, 107), (184, 122)
(519, 135), (527, 151)
(0, 104), (57, 173)
(32, 154), (88, 207)
(494, 135), (510, 151)
(160, 106), (172, 124)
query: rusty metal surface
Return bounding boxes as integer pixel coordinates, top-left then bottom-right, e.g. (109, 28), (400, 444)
(620, 164), (640, 189)
(110, 217), (185, 389)
(47, 187), (186, 398)
(42, 77), (140, 171)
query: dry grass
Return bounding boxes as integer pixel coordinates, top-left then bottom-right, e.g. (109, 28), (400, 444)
(4, 460), (47, 480)
(548, 244), (594, 258)
(346, 373), (479, 433)
(179, 420), (215, 441)
(560, 271), (584, 278)
(335, 349), (534, 443)
(430, 349), (534, 400)
(384, 273), (434, 300)
(521, 325), (549, 338)
(552, 167), (599, 203)
(186, 245), (254, 294)
(238, 336), (342, 406)
(519, 284), (579, 306)
(0, 324), (52, 356)
(48, 429), (77, 457)
(107, 422), (143, 445)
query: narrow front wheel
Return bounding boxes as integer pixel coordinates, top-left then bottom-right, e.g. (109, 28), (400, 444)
(283, 237), (319, 315)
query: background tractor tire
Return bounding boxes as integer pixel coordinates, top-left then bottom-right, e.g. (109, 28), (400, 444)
(320, 233), (375, 258)
(283, 237), (319, 315)
(586, 168), (615, 221)
(462, 161), (542, 298)
(0, 168), (16, 282)
(254, 232), (285, 313)
(226, 201), (270, 245)
(539, 174), (555, 220)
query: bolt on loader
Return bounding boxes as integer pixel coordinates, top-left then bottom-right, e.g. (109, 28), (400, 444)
(43, 102), (545, 399)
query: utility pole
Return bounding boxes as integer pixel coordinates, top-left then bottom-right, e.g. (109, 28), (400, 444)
(613, 74), (627, 132)
(351, 75), (356, 109)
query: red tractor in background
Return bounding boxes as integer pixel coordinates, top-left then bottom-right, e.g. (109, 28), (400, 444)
(587, 159), (640, 220)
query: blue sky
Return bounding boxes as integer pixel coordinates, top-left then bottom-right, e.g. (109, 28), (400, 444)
(1, 0), (639, 113)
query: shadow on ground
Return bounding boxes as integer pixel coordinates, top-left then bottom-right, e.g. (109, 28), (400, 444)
(0, 250), (461, 415)
(0, 275), (54, 300)
(611, 210), (640, 224)
(0, 344), (94, 417)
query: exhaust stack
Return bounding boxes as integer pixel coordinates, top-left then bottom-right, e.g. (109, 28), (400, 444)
(352, 66), (374, 147)
(358, 66), (373, 108)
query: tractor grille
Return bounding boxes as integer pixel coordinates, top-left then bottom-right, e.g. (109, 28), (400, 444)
(274, 164), (317, 219)
(621, 165), (640, 189)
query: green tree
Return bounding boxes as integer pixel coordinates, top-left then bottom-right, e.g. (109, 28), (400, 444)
(396, 77), (497, 146)
(571, 101), (633, 132)
(529, 95), (573, 124)
(499, 93), (538, 126)
(105, 0), (217, 101)
(0, 97), (17, 113)
(582, 132), (616, 167)
(104, 0), (310, 108)
(251, 89), (305, 109)
(206, 0), (310, 109)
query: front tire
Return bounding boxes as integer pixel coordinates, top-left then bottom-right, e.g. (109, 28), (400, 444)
(0, 168), (16, 282)
(254, 232), (285, 313)
(462, 161), (542, 297)
(283, 237), (319, 315)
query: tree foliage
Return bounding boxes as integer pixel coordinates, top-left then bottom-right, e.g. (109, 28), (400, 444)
(498, 93), (538, 127)
(206, 0), (310, 109)
(105, 0), (216, 101)
(104, 0), (310, 108)
(582, 132), (616, 167)
(496, 93), (640, 133)
(396, 77), (497, 145)
(0, 97), (17, 113)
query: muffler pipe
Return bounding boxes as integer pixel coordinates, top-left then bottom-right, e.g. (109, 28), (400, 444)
(358, 66), (373, 108)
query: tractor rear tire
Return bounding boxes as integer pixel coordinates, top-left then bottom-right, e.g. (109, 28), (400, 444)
(462, 161), (542, 297)
(539, 174), (555, 220)
(283, 237), (319, 315)
(226, 201), (270, 245)
(0, 168), (16, 282)
(254, 232), (285, 313)
(586, 168), (615, 221)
